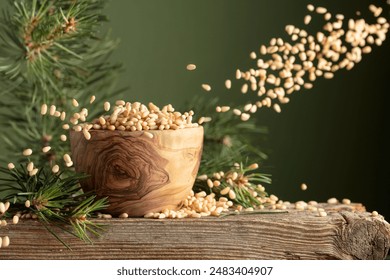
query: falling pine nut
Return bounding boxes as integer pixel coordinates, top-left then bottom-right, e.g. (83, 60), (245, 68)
(307, 4), (314, 11)
(25, 200), (31, 208)
(273, 103), (281, 113)
(7, 163), (15, 170)
(215, 106), (222, 113)
(104, 102), (110, 112)
(240, 113), (250, 121)
(241, 84), (248, 94)
(250, 51), (257, 59)
(316, 7), (327, 14)
(41, 104), (48, 115)
(23, 149), (33, 156)
(221, 106), (230, 112)
(90, 95), (96, 104)
(233, 109), (241, 116)
(52, 165), (60, 174)
(72, 98), (79, 107)
(201, 84), (211, 92)
(225, 79), (232, 89)
(300, 183), (308, 191)
(60, 134), (67, 141)
(304, 15), (312, 25)
(186, 64), (196, 71)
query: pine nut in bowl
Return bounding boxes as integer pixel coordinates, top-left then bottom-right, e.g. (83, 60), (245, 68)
(70, 126), (204, 216)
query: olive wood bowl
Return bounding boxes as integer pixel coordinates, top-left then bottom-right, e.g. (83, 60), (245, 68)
(70, 127), (203, 216)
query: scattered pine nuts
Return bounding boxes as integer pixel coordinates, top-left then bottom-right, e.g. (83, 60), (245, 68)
(60, 134), (67, 141)
(304, 15), (312, 25)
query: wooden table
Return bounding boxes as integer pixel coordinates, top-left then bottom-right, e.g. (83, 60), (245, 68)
(1, 203), (389, 259)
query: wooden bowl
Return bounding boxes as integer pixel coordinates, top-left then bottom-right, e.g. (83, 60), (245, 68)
(70, 127), (203, 216)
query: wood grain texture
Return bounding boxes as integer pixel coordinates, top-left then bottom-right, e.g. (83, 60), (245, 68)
(70, 127), (203, 216)
(1, 203), (389, 259)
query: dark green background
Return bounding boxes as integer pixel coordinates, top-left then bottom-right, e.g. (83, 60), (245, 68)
(1, 0), (389, 219)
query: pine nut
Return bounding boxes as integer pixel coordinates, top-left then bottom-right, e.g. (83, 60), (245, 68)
(63, 154), (71, 163)
(119, 213), (128, 218)
(342, 198), (351, 205)
(372, 211), (379, 217)
(27, 162), (34, 172)
(307, 4), (314, 12)
(318, 211), (327, 217)
(327, 197), (338, 204)
(0, 203), (5, 214)
(304, 15), (312, 25)
(186, 64), (196, 71)
(7, 163), (15, 170)
(52, 165), (60, 174)
(60, 134), (67, 141)
(225, 79), (232, 89)
(201, 84), (211, 92)
(104, 102), (110, 111)
(72, 98), (79, 107)
(23, 149), (33, 156)
(83, 129), (91, 140)
(41, 104), (48, 115)
(300, 183), (307, 191)
(25, 200), (31, 208)
(240, 113), (250, 121)
(13, 215), (19, 224)
(144, 131), (154, 139)
(2, 236), (10, 247)
(220, 187), (230, 195)
(49, 105), (56, 116)
(90, 95), (96, 104)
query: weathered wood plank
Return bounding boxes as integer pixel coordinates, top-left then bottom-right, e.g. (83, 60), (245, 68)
(1, 203), (389, 259)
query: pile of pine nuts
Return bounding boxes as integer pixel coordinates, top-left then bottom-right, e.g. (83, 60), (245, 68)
(86, 101), (198, 137)
(143, 190), (233, 219)
(199, 4), (388, 120)
(39, 98), (201, 169)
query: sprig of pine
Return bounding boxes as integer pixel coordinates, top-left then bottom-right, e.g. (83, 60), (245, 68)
(0, 0), (124, 167)
(0, 164), (107, 248)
